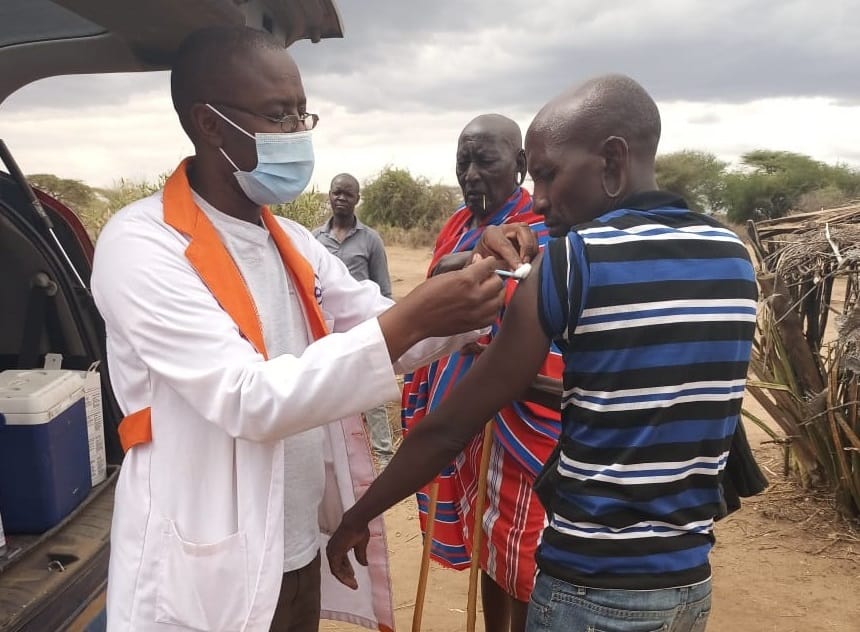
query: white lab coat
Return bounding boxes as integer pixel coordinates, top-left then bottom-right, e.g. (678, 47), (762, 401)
(92, 173), (477, 631)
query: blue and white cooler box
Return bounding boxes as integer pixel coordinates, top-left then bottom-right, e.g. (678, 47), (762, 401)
(0, 369), (92, 533)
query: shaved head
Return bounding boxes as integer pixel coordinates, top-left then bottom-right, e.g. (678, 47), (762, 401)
(171, 26), (291, 140)
(456, 113), (526, 217)
(531, 74), (661, 159)
(459, 113), (523, 152)
(525, 75), (661, 234)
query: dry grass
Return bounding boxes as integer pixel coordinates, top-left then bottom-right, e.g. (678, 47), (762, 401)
(375, 224), (440, 249)
(739, 443), (860, 559)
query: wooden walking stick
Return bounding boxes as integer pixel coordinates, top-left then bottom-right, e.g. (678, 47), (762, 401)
(412, 480), (439, 632)
(466, 424), (495, 632)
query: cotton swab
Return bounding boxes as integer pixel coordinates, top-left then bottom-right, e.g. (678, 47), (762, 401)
(495, 262), (532, 280)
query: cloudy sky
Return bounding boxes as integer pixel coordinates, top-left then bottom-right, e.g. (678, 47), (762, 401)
(2, 0), (859, 193)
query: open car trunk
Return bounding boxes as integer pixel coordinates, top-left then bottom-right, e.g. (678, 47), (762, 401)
(0, 154), (123, 632)
(0, 2), (343, 629)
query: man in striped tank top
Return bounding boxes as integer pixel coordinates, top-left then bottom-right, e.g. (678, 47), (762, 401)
(328, 75), (756, 632)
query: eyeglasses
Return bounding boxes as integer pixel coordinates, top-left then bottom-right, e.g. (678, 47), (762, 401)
(211, 103), (319, 133)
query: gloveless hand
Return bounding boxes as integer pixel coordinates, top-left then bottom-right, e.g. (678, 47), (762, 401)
(473, 223), (538, 270)
(326, 511), (369, 590)
(404, 254), (505, 338)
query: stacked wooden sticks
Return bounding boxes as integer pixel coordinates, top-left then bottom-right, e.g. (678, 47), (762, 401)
(745, 202), (860, 518)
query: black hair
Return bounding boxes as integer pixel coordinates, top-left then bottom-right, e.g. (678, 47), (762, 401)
(170, 25), (284, 139)
(330, 173), (360, 191)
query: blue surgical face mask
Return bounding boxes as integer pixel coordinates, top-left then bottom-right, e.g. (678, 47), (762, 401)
(207, 104), (314, 205)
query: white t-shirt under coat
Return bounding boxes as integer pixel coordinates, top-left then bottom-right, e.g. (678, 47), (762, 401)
(195, 192), (324, 573)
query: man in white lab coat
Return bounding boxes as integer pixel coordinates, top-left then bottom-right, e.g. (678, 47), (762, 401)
(91, 26), (533, 632)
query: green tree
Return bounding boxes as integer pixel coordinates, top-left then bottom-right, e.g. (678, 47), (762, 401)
(796, 185), (854, 214)
(27, 173), (97, 210)
(655, 151), (727, 213)
(426, 183), (462, 223)
(359, 166), (455, 230)
(270, 188), (328, 229)
(67, 173), (170, 239)
(822, 162), (860, 200)
(742, 150), (824, 177)
(724, 171), (790, 222)
(97, 173), (169, 211)
(724, 151), (860, 222)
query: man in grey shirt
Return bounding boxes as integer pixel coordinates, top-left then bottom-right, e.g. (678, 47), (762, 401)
(314, 173), (394, 468)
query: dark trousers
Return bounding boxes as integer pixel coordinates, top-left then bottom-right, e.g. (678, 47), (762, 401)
(269, 553), (322, 632)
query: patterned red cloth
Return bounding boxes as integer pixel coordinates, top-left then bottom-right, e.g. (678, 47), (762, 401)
(401, 187), (563, 600)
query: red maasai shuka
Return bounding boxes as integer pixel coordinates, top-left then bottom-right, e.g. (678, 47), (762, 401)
(401, 187), (563, 600)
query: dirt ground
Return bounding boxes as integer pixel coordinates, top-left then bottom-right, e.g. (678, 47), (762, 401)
(326, 245), (860, 632)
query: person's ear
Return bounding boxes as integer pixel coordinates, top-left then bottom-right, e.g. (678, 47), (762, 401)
(190, 103), (224, 149)
(601, 136), (629, 199)
(355, 193), (361, 206)
(516, 149), (527, 186)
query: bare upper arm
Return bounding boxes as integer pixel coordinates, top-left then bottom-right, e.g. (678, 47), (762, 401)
(417, 252), (552, 444)
(480, 250), (552, 397)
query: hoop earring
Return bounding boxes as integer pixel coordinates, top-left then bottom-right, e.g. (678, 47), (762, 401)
(602, 175), (623, 199)
(517, 170), (526, 186)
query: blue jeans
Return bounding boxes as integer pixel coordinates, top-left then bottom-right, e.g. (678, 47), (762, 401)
(526, 572), (711, 632)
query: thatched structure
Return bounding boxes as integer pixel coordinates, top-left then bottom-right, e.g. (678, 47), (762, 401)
(745, 203), (860, 518)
